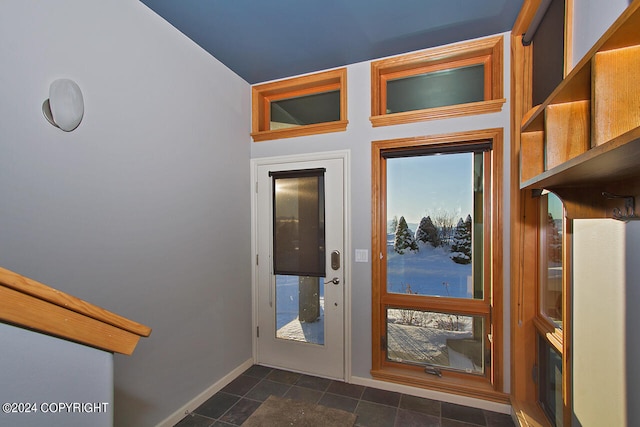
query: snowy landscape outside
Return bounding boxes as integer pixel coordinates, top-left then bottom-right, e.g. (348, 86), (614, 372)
(272, 152), (486, 374)
(385, 152), (485, 374)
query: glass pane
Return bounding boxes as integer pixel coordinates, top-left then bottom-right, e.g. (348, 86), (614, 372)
(272, 171), (325, 277)
(386, 152), (483, 299)
(540, 192), (563, 328)
(538, 335), (563, 426)
(386, 308), (485, 374)
(386, 64), (485, 114)
(276, 275), (324, 345)
(270, 90), (340, 129)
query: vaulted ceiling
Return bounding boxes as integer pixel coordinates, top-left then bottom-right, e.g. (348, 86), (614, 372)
(139, 0), (523, 84)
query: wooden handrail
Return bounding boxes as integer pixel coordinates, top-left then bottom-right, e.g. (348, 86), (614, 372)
(0, 266), (151, 355)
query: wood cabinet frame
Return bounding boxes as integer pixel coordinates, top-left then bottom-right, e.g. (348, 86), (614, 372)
(509, 1), (640, 426)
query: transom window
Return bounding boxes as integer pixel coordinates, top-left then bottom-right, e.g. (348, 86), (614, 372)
(251, 68), (347, 142)
(370, 36), (505, 127)
(386, 63), (486, 114)
(371, 129), (504, 398)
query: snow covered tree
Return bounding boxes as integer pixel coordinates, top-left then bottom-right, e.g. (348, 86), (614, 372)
(394, 216), (419, 254)
(415, 216), (440, 247)
(450, 214), (472, 264)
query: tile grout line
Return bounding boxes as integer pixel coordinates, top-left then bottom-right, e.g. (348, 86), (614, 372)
(213, 375), (275, 425)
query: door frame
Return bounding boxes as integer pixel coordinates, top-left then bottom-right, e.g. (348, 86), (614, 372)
(250, 150), (351, 381)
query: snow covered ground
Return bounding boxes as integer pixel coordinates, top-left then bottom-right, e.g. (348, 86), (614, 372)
(387, 239), (473, 298)
(271, 240), (483, 374)
(386, 239), (483, 374)
(275, 275), (324, 345)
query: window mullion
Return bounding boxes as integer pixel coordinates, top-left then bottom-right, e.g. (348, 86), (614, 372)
(382, 294), (490, 315)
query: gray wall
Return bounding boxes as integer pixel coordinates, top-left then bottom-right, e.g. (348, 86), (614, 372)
(0, 1), (252, 426)
(0, 323), (112, 427)
(571, 0), (631, 68)
(250, 39), (512, 389)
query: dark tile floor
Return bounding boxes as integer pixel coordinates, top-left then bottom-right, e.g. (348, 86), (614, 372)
(174, 365), (515, 427)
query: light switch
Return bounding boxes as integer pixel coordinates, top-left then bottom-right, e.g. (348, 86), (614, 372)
(355, 249), (369, 263)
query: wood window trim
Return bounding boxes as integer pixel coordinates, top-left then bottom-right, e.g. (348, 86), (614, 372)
(371, 128), (506, 403)
(370, 36), (505, 127)
(251, 68), (348, 142)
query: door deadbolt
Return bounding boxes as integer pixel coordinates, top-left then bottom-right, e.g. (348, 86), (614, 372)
(331, 250), (340, 270)
(324, 277), (340, 285)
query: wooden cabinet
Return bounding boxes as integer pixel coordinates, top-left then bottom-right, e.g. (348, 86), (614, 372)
(520, 1), (640, 219)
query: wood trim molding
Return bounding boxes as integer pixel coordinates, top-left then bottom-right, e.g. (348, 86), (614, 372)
(370, 99), (506, 127)
(251, 68), (347, 142)
(251, 120), (348, 142)
(370, 36), (505, 127)
(0, 266), (151, 355)
(371, 367), (511, 404)
(370, 128), (505, 400)
(510, 27), (541, 419)
(512, 0), (545, 36)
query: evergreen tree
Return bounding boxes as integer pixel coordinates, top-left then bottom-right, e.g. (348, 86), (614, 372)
(394, 216), (419, 254)
(450, 214), (472, 264)
(415, 216), (441, 247)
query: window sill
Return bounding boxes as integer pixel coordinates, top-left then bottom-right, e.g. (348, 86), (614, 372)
(371, 366), (509, 404)
(369, 98), (506, 127)
(251, 120), (348, 142)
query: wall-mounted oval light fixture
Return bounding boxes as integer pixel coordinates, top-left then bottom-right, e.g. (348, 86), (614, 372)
(42, 79), (84, 132)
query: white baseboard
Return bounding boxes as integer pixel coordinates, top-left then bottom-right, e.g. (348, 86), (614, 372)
(349, 375), (511, 415)
(155, 358), (254, 427)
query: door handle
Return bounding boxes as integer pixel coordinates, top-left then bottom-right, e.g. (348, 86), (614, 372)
(324, 277), (340, 285)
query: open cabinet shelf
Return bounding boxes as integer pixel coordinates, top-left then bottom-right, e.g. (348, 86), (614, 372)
(521, 125), (640, 189)
(519, 1), (640, 219)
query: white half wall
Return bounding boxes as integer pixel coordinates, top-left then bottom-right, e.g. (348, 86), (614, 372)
(572, 219), (638, 427)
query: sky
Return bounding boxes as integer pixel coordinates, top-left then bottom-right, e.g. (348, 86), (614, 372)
(386, 152), (474, 226)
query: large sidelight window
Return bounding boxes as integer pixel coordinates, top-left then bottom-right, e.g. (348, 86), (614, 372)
(372, 129), (504, 398)
(384, 149), (488, 376)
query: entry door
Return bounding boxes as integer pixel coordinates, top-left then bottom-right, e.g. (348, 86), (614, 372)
(255, 157), (344, 379)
